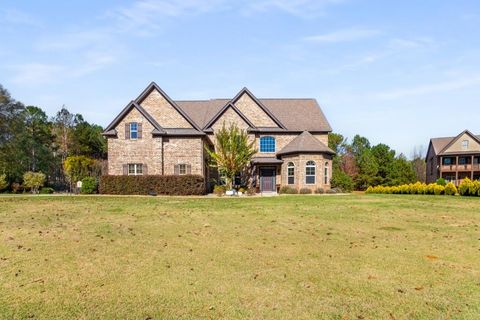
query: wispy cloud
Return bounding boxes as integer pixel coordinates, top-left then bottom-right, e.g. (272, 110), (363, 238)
(246, 0), (346, 18)
(10, 63), (64, 85)
(371, 75), (480, 100)
(0, 8), (42, 27)
(303, 27), (381, 43)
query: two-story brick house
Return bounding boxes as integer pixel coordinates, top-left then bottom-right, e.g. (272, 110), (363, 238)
(426, 130), (480, 185)
(103, 82), (334, 193)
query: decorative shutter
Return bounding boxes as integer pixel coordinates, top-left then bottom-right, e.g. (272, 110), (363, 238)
(123, 164), (128, 175)
(187, 164), (191, 174)
(174, 165), (179, 175)
(125, 123), (130, 139)
(143, 163), (148, 175)
(137, 123), (143, 139)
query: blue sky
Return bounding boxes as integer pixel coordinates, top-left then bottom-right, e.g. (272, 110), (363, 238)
(1, 0), (479, 156)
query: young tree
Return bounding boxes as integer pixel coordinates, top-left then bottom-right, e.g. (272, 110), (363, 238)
(205, 123), (256, 190)
(411, 146), (427, 183)
(52, 106), (75, 163)
(0, 174), (8, 191)
(23, 171), (46, 194)
(63, 155), (99, 187)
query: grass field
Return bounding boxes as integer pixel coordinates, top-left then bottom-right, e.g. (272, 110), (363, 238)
(0, 194), (479, 319)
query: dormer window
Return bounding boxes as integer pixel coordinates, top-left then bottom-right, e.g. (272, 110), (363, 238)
(462, 140), (469, 150)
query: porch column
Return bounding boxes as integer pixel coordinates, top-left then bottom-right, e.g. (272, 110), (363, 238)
(439, 156), (443, 180)
(472, 155), (475, 179)
(455, 156), (459, 185)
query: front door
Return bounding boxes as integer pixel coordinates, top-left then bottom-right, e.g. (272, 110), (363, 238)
(260, 168), (276, 192)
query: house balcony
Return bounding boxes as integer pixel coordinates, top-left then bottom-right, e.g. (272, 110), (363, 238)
(441, 164), (480, 172)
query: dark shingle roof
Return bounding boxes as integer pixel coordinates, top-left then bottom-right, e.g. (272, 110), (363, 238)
(430, 131), (480, 155)
(176, 98), (332, 132)
(277, 131), (335, 156)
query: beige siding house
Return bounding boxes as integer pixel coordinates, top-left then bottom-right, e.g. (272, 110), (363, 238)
(103, 82), (335, 193)
(426, 130), (480, 185)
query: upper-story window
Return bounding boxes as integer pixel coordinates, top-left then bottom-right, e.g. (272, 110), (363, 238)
(287, 162), (295, 185)
(462, 140), (469, 150)
(130, 122), (138, 139)
(260, 136), (275, 153)
(305, 160), (316, 184)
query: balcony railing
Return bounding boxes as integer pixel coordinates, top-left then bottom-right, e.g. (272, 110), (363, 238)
(441, 164), (480, 171)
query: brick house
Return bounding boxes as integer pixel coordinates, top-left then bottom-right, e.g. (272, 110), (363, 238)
(103, 82), (334, 193)
(426, 130), (480, 185)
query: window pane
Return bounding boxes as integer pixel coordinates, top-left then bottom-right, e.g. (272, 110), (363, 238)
(128, 164), (135, 175)
(288, 176), (294, 185)
(179, 164), (186, 175)
(260, 136), (275, 152)
(306, 167), (315, 175)
(130, 122), (138, 139)
(306, 176), (315, 184)
(136, 164), (143, 174)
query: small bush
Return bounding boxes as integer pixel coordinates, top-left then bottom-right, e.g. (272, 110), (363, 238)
(314, 187), (325, 194)
(444, 182), (457, 196)
(213, 185), (226, 197)
(458, 178), (472, 196)
(11, 182), (22, 193)
(238, 187), (246, 193)
(39, 187), (54, 194)
(436, 178), (447, 186)
(99, 175), (205, 195)
(23, 171), (46, 194)
(299, 188), (312, 194)
(246, 187), (256, 196)
(81, 177), (98, 194)
(279, 186), (298, 194)
(0, 174), (8, 191)
(326, 189), (337, 194)
(433, 184), (445, 195)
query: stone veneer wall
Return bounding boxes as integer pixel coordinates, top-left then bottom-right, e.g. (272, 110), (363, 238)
(107, 108), (163, 175)
(140, 89), (192, 128)
(280, 154), (332, 190)
(234, 93), (278, 127)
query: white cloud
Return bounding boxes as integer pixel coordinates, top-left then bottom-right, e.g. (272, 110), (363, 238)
(371, 75), (480, 100)
(246, 0), (346, 18)
(10, 64), (64, 85)
(303, 27), (381, 43)
(0, 8), (42, 27)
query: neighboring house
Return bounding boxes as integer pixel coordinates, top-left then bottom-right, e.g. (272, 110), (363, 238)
(103, 82), (334, 193)
(426, 130), (480, 185)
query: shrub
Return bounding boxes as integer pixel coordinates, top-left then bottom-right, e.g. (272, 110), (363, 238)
(238, 187), (246, 193)
(433, 184), (445, 195)
(213, 185), (226, 197)
(314, 187), (325, 194)
(299, 188), (312, 194)
(444, 182), (457, 196)
(0, 174), (8, 191)
(81, 177), (98, 194)
(326, 189), (337, 194)
(39, 187), (54, 194)
(365, 186), (374, 194)
(11, 182), (22, 193)
(470, 180), (480, 196)
(23, 171), (46, 194)
(458, 178), (473, 196)
(279, 186), (298, 194)
(246, 187), (256, 196)
(436, 178), (447, 186)
(330, 170), (354, 193)
(99, 175), (205, 195)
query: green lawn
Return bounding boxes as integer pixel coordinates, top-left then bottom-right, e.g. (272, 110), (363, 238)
(0, 194), (479, 319)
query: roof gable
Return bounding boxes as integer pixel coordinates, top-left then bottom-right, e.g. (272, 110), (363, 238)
(136, 82), (202, 130)
(204, 103), (256, 130)
(103, 101), (164, 136)
(439, 130), (480, 154)
(230, 88), (286, 129)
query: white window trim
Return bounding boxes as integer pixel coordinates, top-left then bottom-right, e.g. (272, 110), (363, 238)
(305, 161), (316, 185)
(178, 164), (187, 175)
(259, 136), (276, 153)
(324, 162), (329, 185)
(287, 162), (295, 185)
(128, 163), (143, 176)
(462, 140), (469, 150)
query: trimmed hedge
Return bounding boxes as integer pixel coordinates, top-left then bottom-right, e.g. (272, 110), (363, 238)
(365, 181), (459, 196)
(99, 175), (205, 195)
(279, 186), (298, 194)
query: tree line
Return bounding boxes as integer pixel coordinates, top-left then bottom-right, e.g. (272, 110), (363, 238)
(329, 133), (426, 192)
(0, 84), (106, 192)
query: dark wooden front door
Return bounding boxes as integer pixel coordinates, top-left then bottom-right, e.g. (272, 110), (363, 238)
(260, 168), (276, 192)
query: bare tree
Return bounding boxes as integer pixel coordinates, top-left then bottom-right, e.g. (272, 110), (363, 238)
(411, 145), (427, 183)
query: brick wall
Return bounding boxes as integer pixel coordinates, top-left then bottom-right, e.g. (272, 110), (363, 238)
(140, 89), (192, 128)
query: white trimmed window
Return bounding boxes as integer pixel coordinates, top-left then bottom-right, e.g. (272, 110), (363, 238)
(130, 122), (138, 139)
(324, 162), (329, 185)
(462, 140), (469, 150)
(287, 162), (295, 185)
(128, 163), (143, 175)
(179, 164), (187, 175)
(305, 161), (316, 184)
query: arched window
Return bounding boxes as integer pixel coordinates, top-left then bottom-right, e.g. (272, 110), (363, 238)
(305, 161), (316, 184)
(324, 162), (329, 185)
(287, 162), (295, 185)
(260, 136), (275, 152)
